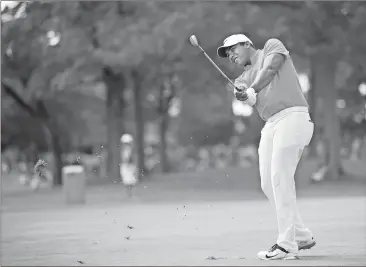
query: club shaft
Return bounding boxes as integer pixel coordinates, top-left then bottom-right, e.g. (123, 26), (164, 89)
(197, 45), (237, 88)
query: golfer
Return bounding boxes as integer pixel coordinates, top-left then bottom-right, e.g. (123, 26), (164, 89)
(217, 34), (316, 260)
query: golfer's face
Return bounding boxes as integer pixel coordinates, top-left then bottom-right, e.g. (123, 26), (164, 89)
(227, 44), (250, 66)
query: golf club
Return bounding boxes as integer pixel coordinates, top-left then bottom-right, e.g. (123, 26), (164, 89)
(189, 35), (244, 92)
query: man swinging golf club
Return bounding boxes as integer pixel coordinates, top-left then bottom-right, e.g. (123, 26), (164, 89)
(217, 34), (316, 260)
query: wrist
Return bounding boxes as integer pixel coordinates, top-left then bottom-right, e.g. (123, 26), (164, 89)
(245, 88), (257, 106)
(248, 85), (258, 93)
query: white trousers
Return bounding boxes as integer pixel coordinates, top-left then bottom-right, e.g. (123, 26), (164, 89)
(258, 107), (314, 253)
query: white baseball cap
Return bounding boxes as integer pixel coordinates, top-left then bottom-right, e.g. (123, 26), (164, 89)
(217, 34), (253, 58)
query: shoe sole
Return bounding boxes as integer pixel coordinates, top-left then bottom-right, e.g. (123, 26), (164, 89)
(258, 254), (299, 261)
(299, 241), (316, 250)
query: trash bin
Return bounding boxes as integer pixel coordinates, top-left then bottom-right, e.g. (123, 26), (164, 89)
(62, 165), (86, 204)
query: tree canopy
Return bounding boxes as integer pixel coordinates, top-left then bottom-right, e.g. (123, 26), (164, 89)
(2, 1), (365, 181)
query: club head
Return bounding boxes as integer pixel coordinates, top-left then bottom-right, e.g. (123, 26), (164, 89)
(189, 35), (199, 47)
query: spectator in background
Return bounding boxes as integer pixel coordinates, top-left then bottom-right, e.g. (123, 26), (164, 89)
(120, 134), (138, 195)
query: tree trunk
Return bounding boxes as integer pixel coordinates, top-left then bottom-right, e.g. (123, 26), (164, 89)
(103, 67), (124, 182)
(47, 125), (63, 186)
(159, 113), (169, 173)
(131, 70), (146, 180)
(308, 56), (319, 157)
(313, 56), (341, 180)
(158, 77), (173, 173)
(36, 100), (63, 187)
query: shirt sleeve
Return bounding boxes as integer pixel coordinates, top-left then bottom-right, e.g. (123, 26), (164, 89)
(263, 39), (289, 58)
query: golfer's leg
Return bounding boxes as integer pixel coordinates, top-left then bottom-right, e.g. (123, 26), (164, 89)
(271, 113), (314, 252)
(295, 207), (313, 242)
(290, 148), (313, 242)
(258, 125), (275, 209)
(271, 142), (303, 252)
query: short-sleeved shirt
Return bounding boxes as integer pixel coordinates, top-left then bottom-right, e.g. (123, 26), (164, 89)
(234, 39), (308, 121)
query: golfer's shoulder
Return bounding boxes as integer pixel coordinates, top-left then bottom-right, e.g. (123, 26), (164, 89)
(263, 38), (289, 55)
(264, 38), (285, 48)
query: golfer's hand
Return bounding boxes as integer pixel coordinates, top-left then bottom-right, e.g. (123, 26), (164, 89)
(234, 85), (248, 101)
(233, 83), (246, 92)
(235, 90), (248, 101)
(228, 82), (248, 101)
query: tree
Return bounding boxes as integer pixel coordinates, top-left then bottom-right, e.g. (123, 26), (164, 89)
(1, 2), (72, 185)
(50, 1), (213, 179)
(47, 1), (249, 178)
(4, 1), (224, 181)
(1, 2), (106, 185)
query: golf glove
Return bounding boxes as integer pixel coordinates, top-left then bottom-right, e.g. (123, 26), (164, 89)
(244, 88), (257, 106)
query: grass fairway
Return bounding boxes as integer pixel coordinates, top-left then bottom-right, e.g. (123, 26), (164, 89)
(2, 166), (366, 266)
(2, 192), (365, 266)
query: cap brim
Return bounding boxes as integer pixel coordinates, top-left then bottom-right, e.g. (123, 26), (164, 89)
(217, 45), (231, 58)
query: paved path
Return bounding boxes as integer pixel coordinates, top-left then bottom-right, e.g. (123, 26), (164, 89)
(2, 195), (365, 266)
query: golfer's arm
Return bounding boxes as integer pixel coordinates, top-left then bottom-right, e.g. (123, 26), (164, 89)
(250, 53), (285, 93)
